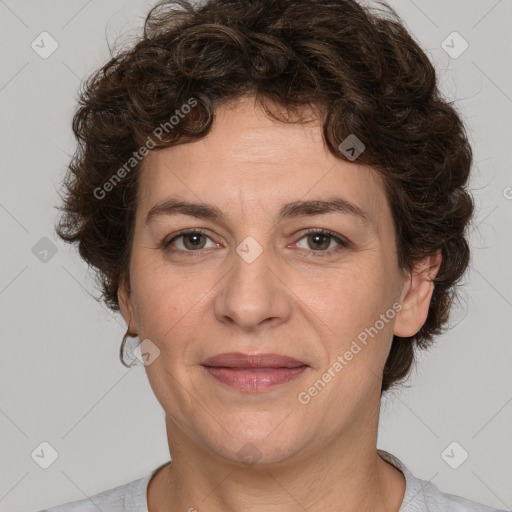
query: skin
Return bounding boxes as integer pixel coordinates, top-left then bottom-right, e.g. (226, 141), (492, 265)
(118, 94), (442, 512)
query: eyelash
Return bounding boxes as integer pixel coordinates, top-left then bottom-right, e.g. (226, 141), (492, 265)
(163, 228), (349, 258)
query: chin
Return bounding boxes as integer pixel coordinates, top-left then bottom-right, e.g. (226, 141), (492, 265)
(202, 422), (308, 469)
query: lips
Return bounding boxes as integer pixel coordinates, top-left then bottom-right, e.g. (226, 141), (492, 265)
(200, 352), (309, 392)
(201, 352), (307, 369)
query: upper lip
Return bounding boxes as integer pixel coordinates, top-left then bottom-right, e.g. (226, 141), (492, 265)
(201, 352), (308, 369)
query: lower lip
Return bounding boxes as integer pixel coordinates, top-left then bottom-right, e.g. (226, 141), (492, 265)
(202, 366), (308, 392)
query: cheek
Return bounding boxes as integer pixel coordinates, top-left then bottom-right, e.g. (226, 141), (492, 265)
(130, 265), (184, 340)
(130, 248), (195, 313)
(129, 260), (218, 365)
(313, 264), (397, 359)
(314, 262), (391, 324)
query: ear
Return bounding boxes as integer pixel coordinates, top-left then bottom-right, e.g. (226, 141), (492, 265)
(118, 276), (138, 336)
(393, 250), (442, 338)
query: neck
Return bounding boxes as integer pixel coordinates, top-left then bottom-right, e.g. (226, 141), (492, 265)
(148, 415), (405, 512)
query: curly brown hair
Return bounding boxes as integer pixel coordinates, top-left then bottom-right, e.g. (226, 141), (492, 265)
(55, 0), (474, 394)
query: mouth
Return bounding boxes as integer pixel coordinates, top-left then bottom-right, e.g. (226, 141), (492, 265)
(200, 352), (309, 392)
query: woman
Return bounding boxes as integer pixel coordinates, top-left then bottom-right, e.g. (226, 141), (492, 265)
(38, 0), (506, 510)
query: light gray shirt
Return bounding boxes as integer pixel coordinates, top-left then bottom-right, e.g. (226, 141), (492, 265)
(36, 450), (507, 512)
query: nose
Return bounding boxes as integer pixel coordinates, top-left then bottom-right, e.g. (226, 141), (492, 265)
(213, 240), (292, 332)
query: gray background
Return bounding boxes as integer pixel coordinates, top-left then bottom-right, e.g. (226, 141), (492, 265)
(0, 0), (511, 510)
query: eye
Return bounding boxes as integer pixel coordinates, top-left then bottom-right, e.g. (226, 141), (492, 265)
(162, 228), (349, 257)
(164, 229), (219, 253)
(294, 229), (348, 256)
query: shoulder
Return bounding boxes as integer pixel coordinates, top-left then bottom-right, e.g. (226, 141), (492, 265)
(377, 449), (507, 512)
(32, 469), (155, 512)
(420, 479), (507, 511)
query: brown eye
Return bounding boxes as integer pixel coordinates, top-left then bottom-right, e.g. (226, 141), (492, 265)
(165, 229), (217, 253)
(306, 233), (332, 251)
(181, 232), (207, 250)
(295, 229), (348, 256)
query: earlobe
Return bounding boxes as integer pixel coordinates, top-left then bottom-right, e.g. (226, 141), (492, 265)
(393, 251), (442, 338)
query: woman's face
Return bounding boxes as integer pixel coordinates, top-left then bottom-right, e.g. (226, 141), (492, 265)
(119, 95), (433, 466)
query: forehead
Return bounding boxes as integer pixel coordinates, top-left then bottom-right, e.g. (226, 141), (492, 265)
(137, 96), (389, 230)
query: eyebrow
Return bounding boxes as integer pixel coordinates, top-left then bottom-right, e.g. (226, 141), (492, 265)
(145, 197), (371, 226)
